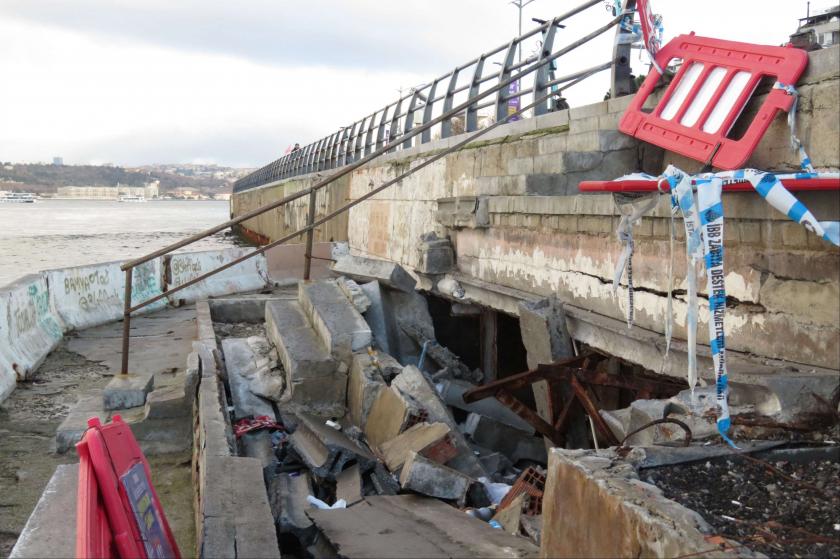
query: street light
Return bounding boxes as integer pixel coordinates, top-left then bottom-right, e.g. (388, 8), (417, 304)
(509, 0), (536, 63)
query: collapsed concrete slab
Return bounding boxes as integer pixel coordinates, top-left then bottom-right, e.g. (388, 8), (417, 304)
(391, 366), (486, 478)
(399, 451), (472, 503)
(290, 412), (376, 479)
(336, 276), (371, 313)
(463, 413), (547, 465)
(264, 300), (344, 416)
(332, 254), (417, 293)
(308, 494), (539, 558)
(347, 352), (387, 430)
(378, 422), (451, 471)
(298, 280), (372, 362)
(268, 471), (317, 544)
(363, 385), (416, 449)
(221, 338), (277, 419)
(335, 463), (364, 506)
(415, 232), (455, 274)
(220, 336), (286, 404)
(437, 378), (535, 434)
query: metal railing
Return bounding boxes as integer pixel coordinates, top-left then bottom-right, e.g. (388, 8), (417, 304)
(118, 0), (638, 375)
(233, 0), (639, 193)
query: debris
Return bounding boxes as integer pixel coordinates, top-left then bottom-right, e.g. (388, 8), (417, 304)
(289, 412), (376, 480)
(499, 467), (545, 517)
(399, 451), (473, 504)
(332, 254), (417, 293)
(335, 464), (364, 506)
(401, 323), (482, 382)
(520, 514), (542, 546)
(492, 493), (525, 535)
(298, 280), (373, 361)
(364, 385), (416, 448)
(478, 477), (512, 505)
(221, 338), (277, 418)
(391, 366), (487, 478)
(347, 352), (386, 429)
(267, 471), (317, 544)
(463, 412), (547, 464)
(437, 378), (535, 433)
(307, 495), (539, 558)
(234, 415), (284, 439)
(378, 422), (451, 471)
(335, 276), (372, 313)
(436, 276), (465, 299)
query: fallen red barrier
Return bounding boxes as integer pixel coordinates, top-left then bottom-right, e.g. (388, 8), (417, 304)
(75, 415), (180, 559)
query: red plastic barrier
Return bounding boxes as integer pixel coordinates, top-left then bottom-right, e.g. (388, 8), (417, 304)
(578, 176), (840, 193)
(619, 34), (808, 170)
(75, 416), (180, 559)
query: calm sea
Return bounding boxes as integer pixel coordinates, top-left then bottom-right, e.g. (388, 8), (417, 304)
(0, 199), (242, 287)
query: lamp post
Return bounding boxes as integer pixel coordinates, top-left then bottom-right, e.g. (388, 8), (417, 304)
(509, 0), (536, 63)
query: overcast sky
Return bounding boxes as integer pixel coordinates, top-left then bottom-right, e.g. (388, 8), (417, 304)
(0, 0), (831, 168)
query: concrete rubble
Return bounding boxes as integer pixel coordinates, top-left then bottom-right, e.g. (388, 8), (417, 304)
(204, 257), (838, 558)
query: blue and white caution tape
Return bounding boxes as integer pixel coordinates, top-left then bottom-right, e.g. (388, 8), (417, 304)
(773, 82), (815, 173)
(694, 176), (736, 446)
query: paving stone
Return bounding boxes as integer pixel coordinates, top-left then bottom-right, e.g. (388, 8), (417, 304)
(102, 374), (154, 410)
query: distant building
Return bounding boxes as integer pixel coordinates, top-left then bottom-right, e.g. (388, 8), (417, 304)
(56, 181), (160, 200)
(791, 4), (840, 50)
(52, 157), (63, 166)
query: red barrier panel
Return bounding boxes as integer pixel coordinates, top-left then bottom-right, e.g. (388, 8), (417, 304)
(619, 34), (808, 170)
(578, 176), (840, 193)
(75, 416), (180, 559)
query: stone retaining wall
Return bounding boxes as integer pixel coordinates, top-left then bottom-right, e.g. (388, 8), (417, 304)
(231, 47), (840, 381)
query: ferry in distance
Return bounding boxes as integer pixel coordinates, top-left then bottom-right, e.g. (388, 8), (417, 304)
(118, 194), (146, 203)
(0, 191), (37, 203)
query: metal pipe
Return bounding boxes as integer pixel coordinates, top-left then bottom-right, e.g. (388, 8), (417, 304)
(126, 85), (564, 314)
(120, 268), (132, 375)
(121, 12), (619, 273)
(303, 188), (317, 280)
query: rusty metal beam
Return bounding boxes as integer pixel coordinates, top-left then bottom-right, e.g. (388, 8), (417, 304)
(496, 389), (563, 445)
(570, 375), (620, 447)
(462, 354), (587, 402)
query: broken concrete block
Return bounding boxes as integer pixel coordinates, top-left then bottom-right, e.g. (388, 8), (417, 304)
(415, 232), (455, 274)
(399, 451), (473, 504)
(437, 378), (535, 434)
(372, 351), (403, 381)
(463, 412), (547, 465)
(220, 338), (276, 419)
(332, 254), (417, 293)
(290, 412), (376, 479)
(435, 196), (490, 229)
(268, 471), (317, 544)
(336, 276), (371, 313)
(264, 300), (345, 416)
(241, 430), (276, 470)
(360, 281), (393, 354)
(103, 374), (154, 410)
(364, 386), (414, 449)
(298, 280), (373, 362)
(401, 322), (480, 382)
(368, 462), (400, 496)
(336, 464), (364, 506)
(221, 336), (286, 404)
(379, 422), (451, 471)
(347, 352), (386, 430)
(391, 366), (487, 478)
(492, 493), (525, 535)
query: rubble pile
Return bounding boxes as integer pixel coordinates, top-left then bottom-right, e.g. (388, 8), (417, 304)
(211, 257), (546, 557)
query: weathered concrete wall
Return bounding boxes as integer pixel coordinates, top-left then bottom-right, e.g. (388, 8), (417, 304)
(231, 47), (840, 381)
(230, 171), (350, 245)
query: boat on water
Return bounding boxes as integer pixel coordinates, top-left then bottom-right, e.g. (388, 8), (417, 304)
(118, 194), (146, 202)
(0, 191), (38, 203)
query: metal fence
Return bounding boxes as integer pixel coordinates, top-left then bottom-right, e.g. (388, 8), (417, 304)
(234, 0), (639, 193)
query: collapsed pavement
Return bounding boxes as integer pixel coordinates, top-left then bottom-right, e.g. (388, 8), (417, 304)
(205, 254), (839, 558)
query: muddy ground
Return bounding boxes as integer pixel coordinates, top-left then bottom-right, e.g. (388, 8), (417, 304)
(0, 338), (195, 556)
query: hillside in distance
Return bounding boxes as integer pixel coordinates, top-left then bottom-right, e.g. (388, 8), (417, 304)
(0, 162), (252, 194)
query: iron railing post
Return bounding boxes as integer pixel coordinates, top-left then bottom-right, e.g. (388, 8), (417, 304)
(303, 188), (317, 280)
(120, 267), (133, 376)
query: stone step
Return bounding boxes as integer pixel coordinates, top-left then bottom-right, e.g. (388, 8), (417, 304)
(297, 280), (372, 363)
(264, 300), (344, 416)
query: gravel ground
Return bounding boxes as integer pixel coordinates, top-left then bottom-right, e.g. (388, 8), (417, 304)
(647, 453), (840, 558)
(214, 321), (267, 339)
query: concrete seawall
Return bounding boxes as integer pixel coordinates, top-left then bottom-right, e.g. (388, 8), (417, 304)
(230, 47), (840, 382)
(0, 248), (270, 403)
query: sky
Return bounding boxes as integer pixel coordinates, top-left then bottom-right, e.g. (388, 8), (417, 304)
(0, 0), (832, 168)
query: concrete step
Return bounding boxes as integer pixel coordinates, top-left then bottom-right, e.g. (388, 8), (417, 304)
(10, 464), (77, 558)
(264, 300), (344, 416)
(297, 280), (372, 363)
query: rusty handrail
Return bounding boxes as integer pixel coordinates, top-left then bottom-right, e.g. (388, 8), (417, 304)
(118, 8), (623, 375)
